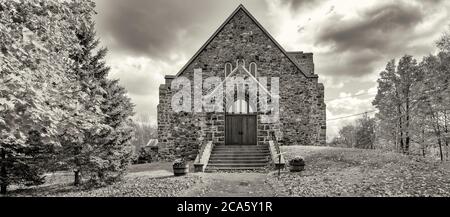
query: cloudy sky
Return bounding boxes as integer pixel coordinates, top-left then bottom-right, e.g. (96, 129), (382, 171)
(93, 0), (450, 140)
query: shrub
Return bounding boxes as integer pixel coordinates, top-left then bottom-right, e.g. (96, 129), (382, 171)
(173, 158), (187, 167)
(289, 156), (305, 166)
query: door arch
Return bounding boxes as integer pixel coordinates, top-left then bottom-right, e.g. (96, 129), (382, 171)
(225, 98), (257, 145)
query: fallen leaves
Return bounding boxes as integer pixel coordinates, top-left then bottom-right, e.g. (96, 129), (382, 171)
(10, 175), (201, 197)
(267, 146), (450, 197)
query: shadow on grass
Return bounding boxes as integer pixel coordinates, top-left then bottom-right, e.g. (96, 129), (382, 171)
(128, 161), (195, 173)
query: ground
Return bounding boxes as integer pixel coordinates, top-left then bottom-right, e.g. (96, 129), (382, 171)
(6, 146), (450, 197)
(181, 173), (279, 197)
(8, 162), (199, 197)
(270, 146), (450, 196)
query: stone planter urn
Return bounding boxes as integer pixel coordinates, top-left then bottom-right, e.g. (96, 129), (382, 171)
(289, 156), (305, 172)
(173, 158), (189, 176)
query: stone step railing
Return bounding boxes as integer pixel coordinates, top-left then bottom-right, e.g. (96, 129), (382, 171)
(194, 141), (213, 172)
(269, 139), (285, 169)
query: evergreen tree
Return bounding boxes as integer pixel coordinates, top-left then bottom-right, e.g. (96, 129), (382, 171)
(0, 0), (86, 194)
(91, 79), (134, 183)
(373, 60), (402, 151)
(59, 0), (134, 185)
(56, 0), (106, 186)
(373, 55), (422, 154)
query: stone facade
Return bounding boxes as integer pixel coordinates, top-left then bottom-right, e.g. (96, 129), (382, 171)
(287, 52), (314, 75)
(157, 5), (326, 160)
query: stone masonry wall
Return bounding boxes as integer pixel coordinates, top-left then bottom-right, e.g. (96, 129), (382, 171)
(287, 52), (314, 76)
(157, 9), (326, 160)
(286, 52), (326, 145)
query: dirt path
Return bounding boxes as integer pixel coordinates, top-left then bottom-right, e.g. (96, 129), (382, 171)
(182, 172), (279, 197)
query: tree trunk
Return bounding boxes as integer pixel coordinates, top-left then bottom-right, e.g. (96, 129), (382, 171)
(446, 144), (449, 161)
(0, 148), (7, 195)
(422, 129), (426, 157)
(399, 119), (405, 153)
(444, 111), (448, 161)
(73, 146), (81, 186)
(405, 93), (410, 154)
(74, 170), (80, 186)
(394, 125), (398, 152)
(397, 103), (405, 153)
(435, 116), (443, 162)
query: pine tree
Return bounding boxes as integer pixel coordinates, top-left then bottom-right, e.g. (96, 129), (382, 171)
(58, 0), (134, 185)
(91, 79), (134, 183)
(373, 56), (423, 154)
(53, 0), (105, 186)
(373, 59), (402, 151)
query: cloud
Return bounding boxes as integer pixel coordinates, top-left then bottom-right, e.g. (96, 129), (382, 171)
(95, 0), (269, 61)
(95, 0), (215, 60)
(316, 3), (424, 53)
(279, 0), (322, 12)
(316, 49), (384, 77)
(106, 56), (185, 124)
(108, 57), (167, 96)
(312, 0), (450, 77)
(275, 0), (448, 139)
(326, 90), (377, 140)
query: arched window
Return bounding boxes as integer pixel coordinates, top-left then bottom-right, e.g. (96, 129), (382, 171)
(249, 62), (257, 77)
(225, 62), (232, 77)
(227, 99), (255, 114)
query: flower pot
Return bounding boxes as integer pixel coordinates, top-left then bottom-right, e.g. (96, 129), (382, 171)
(289, 156), (305, 172)
(289, 163), (304, 172)
(173, 164), (189, 176)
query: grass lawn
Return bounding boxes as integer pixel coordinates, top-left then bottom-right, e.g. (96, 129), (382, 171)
(267, 146), (450, 196)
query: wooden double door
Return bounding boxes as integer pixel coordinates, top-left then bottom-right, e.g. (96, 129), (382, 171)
(225, 114), (257, 145)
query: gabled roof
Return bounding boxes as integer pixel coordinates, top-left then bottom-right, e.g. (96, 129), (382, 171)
(172, 4), (318, 79)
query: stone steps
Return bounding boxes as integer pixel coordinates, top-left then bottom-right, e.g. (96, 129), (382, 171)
(207, 163), (267, 167)
(208, 156), (269, 160)
(212, 150), (270, 153)
(210, 152), (269, 156)
(213, 148), (268, 150)
(213, 146), (269, 149)
(209, 159), (269, 164)
(204, 167), (267, 172)
(206, 145), (271, 172)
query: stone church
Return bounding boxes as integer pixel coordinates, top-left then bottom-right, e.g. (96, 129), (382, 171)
(157, 5), (325, 168)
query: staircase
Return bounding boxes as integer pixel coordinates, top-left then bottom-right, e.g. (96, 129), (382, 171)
(205, 145), (271, 172)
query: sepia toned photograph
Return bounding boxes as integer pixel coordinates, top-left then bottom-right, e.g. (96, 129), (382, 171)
(1, 0), (450, 210)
